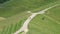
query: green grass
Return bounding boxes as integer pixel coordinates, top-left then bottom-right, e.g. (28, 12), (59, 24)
(0, 0), (59, 17)
(0, 12), (30, 32)
(0, 0), (60, 34)
(27, 15), (60, 34)
(27, 5), (60, 34)
(1, 19), (26, 34)
(46, 5), (60, 22)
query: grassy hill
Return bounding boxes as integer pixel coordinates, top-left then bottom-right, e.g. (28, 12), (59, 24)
(28, 5), (60, 34)
(0, 0), (59, 17)
(0, 0), (60, 34)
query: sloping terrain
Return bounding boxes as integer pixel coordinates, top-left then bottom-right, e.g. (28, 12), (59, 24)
(0, 0), (60, 34)
(27, 5), (60, 34)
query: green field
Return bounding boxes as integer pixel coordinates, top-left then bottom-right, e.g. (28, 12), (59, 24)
(28, 6), (60, 34)
(0, 0), (60, 34)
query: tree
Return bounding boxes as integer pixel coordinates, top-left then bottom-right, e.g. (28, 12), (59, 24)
(0, 0), (9, 4)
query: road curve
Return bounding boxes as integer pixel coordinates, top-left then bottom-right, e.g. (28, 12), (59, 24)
(14, 4), (59, 34)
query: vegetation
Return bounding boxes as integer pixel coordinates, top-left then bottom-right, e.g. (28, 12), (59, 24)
(0, 0), (60, 34)
(0, 0), (59, 17)
(1, 20), (25, 34)
(0, 0), (9, 4)
(27, 5), (60, 34)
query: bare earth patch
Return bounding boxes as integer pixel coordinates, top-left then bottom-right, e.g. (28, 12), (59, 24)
(0, 17), (6, 21)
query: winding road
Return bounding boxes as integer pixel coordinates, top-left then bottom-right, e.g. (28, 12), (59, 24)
(14, 4), (59, 34)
